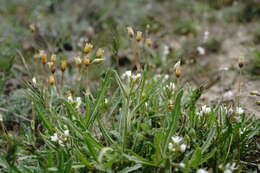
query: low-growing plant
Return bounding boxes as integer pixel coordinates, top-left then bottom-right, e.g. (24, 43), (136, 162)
(0, 11), (259, 172)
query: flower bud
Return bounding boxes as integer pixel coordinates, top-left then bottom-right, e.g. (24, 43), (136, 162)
(96, 48), (104, 57)
(83, 55), (90, 66)
(50, 54), (57, 62)
(48, 75), (55, 85)
(174, 61), (181, 78)
(127, 26), (134, 38)
(135, 31), (142, 42)
(60, 60), (67, 72)
(40, 50), (47, 65)
(83, 43), (93, 54)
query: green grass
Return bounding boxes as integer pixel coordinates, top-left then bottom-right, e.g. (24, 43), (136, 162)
(0, 67), (259, 172)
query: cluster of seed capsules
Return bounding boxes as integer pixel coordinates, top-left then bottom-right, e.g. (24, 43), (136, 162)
(36, 43), (105, 86)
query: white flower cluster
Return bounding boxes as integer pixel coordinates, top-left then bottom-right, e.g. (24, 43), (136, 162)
(50, 129), (70, 147)
(198, 105), (212, 116)
(67, 95), (82, 110)
(153, 74), (169, 82)
(121, 70), (141, 82)
(164, 82), (176, 94)
(197, 168), (208, 173)
(223, 163), (237, 173)
(168, 136), (187, 153)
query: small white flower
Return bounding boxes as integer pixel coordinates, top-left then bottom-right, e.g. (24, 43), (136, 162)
(122, 70), (132, 80)
(58, 140), (64, 147)
(67, 96), (73, 103)
(32, 77), (37, 85)
(224, 170), (232, 173)
(0, 113), (3, 122)
(180, 144), (187, 152)
(197, 46), (205, 55)
(64, 130), (69, 137)
(75, 97), (82, 109)
(203, 31), (209, 42)
(225, 163), (236, 171)
(51, 133), (58, 142)
(201, 105), (211, 114)
(236, 107), (244, 115)
(179, 162), (185, 168)
(132, 73), (141, 81)
(162, 45), (169, 58)
(154, 74), (169, 82)
(164, 82), (176, 93)
(197, 168), (208, 173)
(171, 136), (183, 144)
(168, 142), (173, 150)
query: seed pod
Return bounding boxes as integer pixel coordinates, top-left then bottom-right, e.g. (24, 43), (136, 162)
(83, 55), (90, 66)
(135, 31), (142, 42)
(48, 75), (55, 85)
(60, 60), (67, 72)
(83, 43), (93, 54)
(40, 50), (47, 65)
(127, 26), (134, 38)
(50, 54), (57, 62)
(174, 61), (181, 78)
(96, 48), (104, 57)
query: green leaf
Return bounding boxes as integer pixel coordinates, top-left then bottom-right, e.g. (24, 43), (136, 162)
(35, 105), (54, 133)
(75, 151), (94, 169)
(163, 89), (184, 154)
(201, 127), (216, 153)
(118, 164), (142, 173)
(189, 147), (202, 168)
(86, 70), (111, 129)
